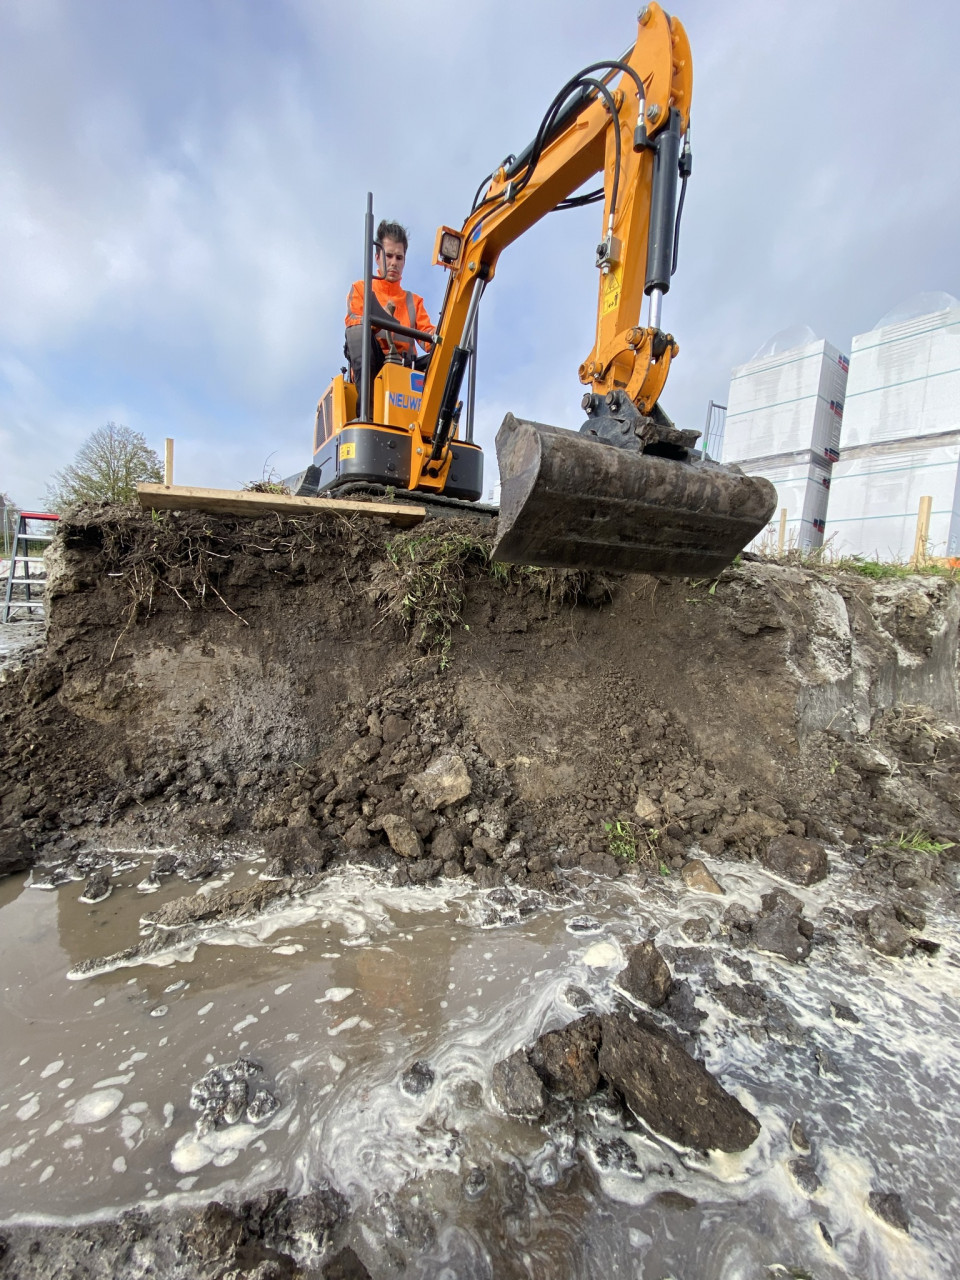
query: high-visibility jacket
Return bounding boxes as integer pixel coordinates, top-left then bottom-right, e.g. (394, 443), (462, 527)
(345, 277), (434, 359)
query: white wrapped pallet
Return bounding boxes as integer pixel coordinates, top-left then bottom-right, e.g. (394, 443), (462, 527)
(827, 300), (960, 560)
(722, 332), (848, 549)
(723, 337), (847, 467)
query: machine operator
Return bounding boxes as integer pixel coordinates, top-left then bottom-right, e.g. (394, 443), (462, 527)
(344, 220), (435, 385)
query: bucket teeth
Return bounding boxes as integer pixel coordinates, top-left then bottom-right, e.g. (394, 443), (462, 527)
(492, 414), (778, 577)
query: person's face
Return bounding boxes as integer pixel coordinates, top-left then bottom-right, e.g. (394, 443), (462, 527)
(378, 236), (405, 282)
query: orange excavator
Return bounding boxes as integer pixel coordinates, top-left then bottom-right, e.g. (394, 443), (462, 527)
(290, 4), (776, 576)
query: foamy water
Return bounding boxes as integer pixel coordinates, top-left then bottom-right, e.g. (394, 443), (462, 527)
(0, 853), (955, 1278)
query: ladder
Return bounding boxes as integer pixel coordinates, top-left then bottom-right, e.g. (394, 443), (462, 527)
(2, 512), (60, 623)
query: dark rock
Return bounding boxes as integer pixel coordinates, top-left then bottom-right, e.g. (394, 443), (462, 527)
(867, 1190), (910, 1233)
(463, 1166), (488, 1200)
(752, 913), (813, 963)
(323, 1247), (372, 1279)
(680, 858), (724, 894)
(79, 868), (112, 903)
(273, 1185), (349, 1252)
(381, 715), (411, 744)
(492, 1050), (545, 1118)
(661, 979), (707, 1033)
(563, 984), (594, 1010)
(722, 902), (753, 932)
(617, 940), (674, 1008)
(529, 1014), (602, 1101)
(430, 826), (461, 861)
(0, 827), (33, 878)
(598, 1010), (760, 1152)
(713, 982), (766, 1020)
(863, 906), (911, 957)
(400, 1060), (435, 1096)
(759, 888), (803, 916)
(790, 1119), (811, 1153)
(682, 915), (711, 941)
(579, 851), (621, 877)
(407, 857), (442, 884)
(819, 1221), (834, 1247)
(762, 834), (829, 885)
(590, 1135), (643, 1175)
(789, 1157), (822, 1194)
(829, 1001), (860, 1024)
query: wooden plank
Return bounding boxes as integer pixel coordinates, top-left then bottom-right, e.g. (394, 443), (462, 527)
(137, 484), (427, 528)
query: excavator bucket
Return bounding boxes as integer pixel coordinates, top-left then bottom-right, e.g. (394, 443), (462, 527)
(492, 414), (778, 577)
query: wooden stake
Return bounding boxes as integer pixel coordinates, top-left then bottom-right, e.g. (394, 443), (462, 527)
(777, 507), (788, 556)
(164, 438), (174, 488)
(911, 495), (933, 567)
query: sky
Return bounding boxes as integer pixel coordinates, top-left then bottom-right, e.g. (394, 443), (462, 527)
(1, 0), (958, 511)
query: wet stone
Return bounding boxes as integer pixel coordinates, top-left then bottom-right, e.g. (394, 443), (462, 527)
(492, 1050), (545, 1118)
(323, 1246), (373, 1279)
(529, 1014), (602, 1102)
(400, 1060), (435, 1096)
(751, 913), (813, 963)
(617, 940), (674, 1008)
(789, 1157), (822, 1195)
(463, 1166), (488, 1201)
(863, 906), (911, 957)
(830, 1000), (861, 1023)
(790, 1119), (811, 1153)
(867, 1190), (910, 1233)
(762, 833), (829, 885)
(682, 916), (711, 942)
(681, 858), (724, 894)
(567, 914), (603, 933)
(189, 1057), (273, 1134)
(590, 1135), (643, 1176)
(79, 868), (112, 903)
(598, 1010), (761, 1153)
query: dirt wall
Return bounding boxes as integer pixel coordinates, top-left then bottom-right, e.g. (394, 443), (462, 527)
(1, 508), (958, 886)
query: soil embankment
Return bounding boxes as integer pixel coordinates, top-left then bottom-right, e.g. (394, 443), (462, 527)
(1, 507), (958, 893)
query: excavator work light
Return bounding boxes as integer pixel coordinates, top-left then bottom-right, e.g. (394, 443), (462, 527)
(433, 226), (463, 269)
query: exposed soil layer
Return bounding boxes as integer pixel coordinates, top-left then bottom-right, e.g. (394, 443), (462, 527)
(1, 507), (959, 1275)
(1, 508), (958, 898)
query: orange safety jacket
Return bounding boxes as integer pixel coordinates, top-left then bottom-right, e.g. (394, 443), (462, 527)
(345, 277), (434, 359)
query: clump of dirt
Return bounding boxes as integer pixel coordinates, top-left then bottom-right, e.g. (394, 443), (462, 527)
(0, 507), (958, 911)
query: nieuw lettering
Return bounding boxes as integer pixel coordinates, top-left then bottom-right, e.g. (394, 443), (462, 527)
(388, 393), (422, 411)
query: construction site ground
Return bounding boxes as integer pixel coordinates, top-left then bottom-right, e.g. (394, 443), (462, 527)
(0, 506), (958, 1278)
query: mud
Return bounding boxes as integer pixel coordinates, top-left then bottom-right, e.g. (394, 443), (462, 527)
(0, 507), (959, 1276)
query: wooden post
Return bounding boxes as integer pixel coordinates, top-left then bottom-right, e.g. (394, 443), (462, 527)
(164, 438), (174, 488)
(777, 507), (788, 556)
(911, 495), (933, 567)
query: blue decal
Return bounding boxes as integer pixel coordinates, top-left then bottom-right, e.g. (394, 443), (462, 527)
(411, 372), (425, 393)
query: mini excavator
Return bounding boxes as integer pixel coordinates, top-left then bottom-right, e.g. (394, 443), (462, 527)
(290, 3), (777, 576)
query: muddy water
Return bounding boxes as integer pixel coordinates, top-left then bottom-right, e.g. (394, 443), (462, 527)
(0, 853), (957, 1279)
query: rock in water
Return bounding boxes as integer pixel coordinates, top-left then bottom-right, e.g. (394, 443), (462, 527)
(528, 1015), (602, 1101)
(400, 1060), (435, 1095)
(492, 1050), (545, 1118)
(617, 940), (674, 1008)
(867, 1190), (910, 1233)
(79, 868), (112, 903)
(598, 1011), (760, 1152)
(681, 859), (725, 894)
(762, 834), (829, 885)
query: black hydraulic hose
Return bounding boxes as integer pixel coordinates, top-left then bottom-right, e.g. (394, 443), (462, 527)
(671, 173), (687, 276)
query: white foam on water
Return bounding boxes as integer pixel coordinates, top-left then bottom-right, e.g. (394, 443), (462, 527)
(16, 1097), (40, 1121)
(112, 1156), (126, 1173)
(327, 1016), (361, 1037)
(38, 1165), (54, 1183)
(40, 1060), (64, 1079)
(274, 984), (291, 995)
(196, 1002), (214, 1017)
(70, 1090), (123, 1125)
(232, 1014), (258, 1033)
(316, 987), (354, 1004)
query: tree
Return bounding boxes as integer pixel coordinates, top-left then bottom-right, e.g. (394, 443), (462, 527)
(46, 423), (163, 510)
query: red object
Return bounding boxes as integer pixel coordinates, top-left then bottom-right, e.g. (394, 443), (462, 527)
(20, 512), (59, 521)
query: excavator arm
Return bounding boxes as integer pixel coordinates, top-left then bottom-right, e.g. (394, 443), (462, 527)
(413, 2), (692, 475)
(405, 4), (775, 575)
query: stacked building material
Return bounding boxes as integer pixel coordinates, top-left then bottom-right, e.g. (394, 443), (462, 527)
(722, 335), (849, 551)
(826, 300), (960, 561)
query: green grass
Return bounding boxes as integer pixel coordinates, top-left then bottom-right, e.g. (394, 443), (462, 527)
(888, 830), (956, 856)
(604, 818), (662, 867)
